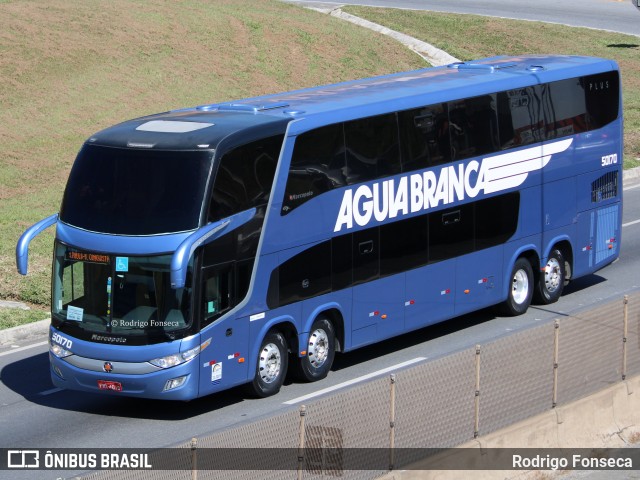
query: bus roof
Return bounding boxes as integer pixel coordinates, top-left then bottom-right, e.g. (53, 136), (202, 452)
(88, 55), (617, 150)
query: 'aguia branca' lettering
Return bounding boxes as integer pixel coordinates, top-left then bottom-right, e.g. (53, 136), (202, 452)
(334, 138), (574, 232)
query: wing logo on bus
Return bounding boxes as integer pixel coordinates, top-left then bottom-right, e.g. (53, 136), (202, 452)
(334, 138), (573, 232)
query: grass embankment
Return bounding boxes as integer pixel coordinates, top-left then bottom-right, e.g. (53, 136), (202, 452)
(344, 6), (640, 167)
(0, 0), (424, 329)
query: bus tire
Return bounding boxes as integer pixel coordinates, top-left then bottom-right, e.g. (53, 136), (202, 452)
(246, 331), (288, 398)
(294, 317), (335, 383)
(500, 258), (534, 316)
(534, 249), (566, 305)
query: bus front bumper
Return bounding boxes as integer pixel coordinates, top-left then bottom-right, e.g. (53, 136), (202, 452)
(49, 353), (199, 401)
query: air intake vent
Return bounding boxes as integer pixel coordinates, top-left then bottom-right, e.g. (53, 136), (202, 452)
(448, 62), (517, 73)
(591, 171), (618, 203)
(196, 102), (290, 113)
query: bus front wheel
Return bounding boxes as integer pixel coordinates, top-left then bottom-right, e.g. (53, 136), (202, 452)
(294, 317), (335, 382)
(534, 249), (566, 305)
(500, 258), (534, 316)
(247, 331), (288, 398)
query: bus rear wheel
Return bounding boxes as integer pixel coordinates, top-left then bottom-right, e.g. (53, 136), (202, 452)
(246, 331), (288, 398)
(534, 249), (566, 305)
(500, 258), (534, 316)
(294, 317), (335, 382)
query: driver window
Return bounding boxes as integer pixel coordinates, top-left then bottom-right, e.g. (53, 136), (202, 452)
(202, 263), (234, 328)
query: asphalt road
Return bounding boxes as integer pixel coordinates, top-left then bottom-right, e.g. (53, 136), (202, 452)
(286, 0), (640, 37)
(0, 176), (638, 480)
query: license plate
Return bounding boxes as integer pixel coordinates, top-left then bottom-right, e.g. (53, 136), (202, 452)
(97, 380), (122, 392)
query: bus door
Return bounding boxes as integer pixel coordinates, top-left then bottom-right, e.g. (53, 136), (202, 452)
(197, 262), (250, 396)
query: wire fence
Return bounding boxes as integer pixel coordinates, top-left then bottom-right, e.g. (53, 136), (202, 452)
(83, 291), (640, 480)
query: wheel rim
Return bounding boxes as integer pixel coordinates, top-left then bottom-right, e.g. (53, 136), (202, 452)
(543, 258), (562, 293)
(258, 343), (281, 384)
(512, 269), (529, 305)
(308, 328), (329, 369)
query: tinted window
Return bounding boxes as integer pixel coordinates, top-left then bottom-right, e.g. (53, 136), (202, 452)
(278, 242), (331, 306)
(202, 206), (266, 266)
(380, 215), (428, 276)
(332, 234), (352, 291)
(353, 228), (379, 285)
(60, 145), (213, 235)
(209, 135), (283, 222)
(448, 94), (499, 161)
(344, 113), (401, 184)
(543, 79), (588, 139)
(475, 193), (520, 250)
(497, 87), (543, 149)
(283, 124), (346, 214)
(583, 70), (619, 130)
(398, 103), (451, 171)
(429, 203), (474, 262)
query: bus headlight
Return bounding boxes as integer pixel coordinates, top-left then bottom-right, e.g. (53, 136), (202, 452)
(149, 345), (201, 369)
(50, 342), (73, 359)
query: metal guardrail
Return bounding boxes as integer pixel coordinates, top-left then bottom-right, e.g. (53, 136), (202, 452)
(83, 291), (640, 480)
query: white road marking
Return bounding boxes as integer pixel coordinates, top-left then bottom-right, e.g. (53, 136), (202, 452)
(283, 357), (426, 405)
(623, 183), (640, 191)
(623, 219), (640, 228)
(0, 341), (48, 358)
(39, 387), (63, 396)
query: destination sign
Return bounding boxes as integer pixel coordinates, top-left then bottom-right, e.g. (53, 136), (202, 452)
(65, 251), (111, 265)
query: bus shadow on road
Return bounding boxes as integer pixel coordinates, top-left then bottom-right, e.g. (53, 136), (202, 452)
(0, 352), (247, 420)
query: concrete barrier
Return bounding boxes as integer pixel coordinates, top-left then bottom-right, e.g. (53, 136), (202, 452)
(0, 318), (49, 346)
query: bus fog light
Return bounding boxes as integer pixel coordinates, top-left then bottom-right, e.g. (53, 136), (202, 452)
(53, 364), (65, 379)
(164, 376), (187, 391)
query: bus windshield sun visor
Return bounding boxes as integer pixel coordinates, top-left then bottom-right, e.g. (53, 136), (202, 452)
(16, 213), (58, 275)
(170, 208), (257, 289)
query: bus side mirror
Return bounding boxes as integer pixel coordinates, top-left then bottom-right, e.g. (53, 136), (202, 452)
(170, 208), (256, 289)
(16, 213), (59, 275)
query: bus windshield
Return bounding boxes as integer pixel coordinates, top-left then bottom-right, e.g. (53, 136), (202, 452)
(52, 243), (194, 344)
(59, 144), (214, 235)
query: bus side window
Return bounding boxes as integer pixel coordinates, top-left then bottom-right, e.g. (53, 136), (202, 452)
(282, 124), (346, 214)
(543, 79), (588, 139)
(344, 113), (401, 185)
(448, 94), (498, 161)
(429, 203), (474, 263)
(209, 135), (283, 222)
(202, 263), (234, 328)
(398, 103), (451, 171)
(497, 87), (543, 149)
(353, 227), (379, 285)
(583, 70), (619, 130)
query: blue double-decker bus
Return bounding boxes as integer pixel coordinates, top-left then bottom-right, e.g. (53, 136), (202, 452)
(17, 55), (622, 400)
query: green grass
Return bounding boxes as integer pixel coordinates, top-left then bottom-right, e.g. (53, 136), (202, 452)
(0, 308), (49, 331)
(0, 0), (424, 329)
(2, 1), (638, 330)
(343, 6), (640, 168)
